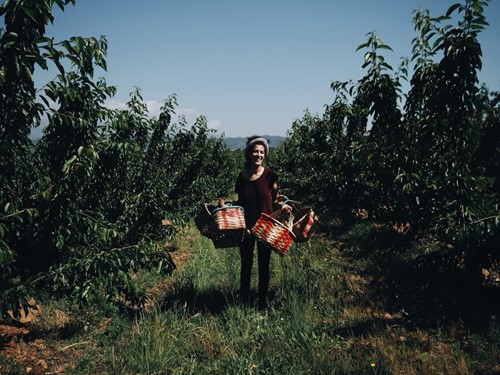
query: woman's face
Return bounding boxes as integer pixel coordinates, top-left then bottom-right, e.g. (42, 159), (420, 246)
(249, 144), (266, 167)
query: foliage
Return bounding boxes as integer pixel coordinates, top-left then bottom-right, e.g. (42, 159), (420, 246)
(0, 0), (238, 317)
(274, 0), (500, 272)
(1, 0), (77, 319)
(271, 109), (344, 211)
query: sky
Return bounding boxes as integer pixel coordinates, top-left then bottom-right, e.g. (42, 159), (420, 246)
(29, 0), (500, 137)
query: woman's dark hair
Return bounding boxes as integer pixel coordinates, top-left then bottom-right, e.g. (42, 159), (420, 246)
(243, 135), (270, 170)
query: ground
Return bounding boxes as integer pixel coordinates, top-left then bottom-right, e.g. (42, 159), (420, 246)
(0, 242), (192, 374)
(0, 323), (70, 374)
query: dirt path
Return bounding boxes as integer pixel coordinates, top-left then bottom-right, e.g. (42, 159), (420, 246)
(0, 322), (75, 374)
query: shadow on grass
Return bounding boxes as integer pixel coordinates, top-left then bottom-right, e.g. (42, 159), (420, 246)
(161, 285), (279, 315)
(375, 253), (500, 328)
(339, 221), (500, 329)
(161, 286), (234, 315)
(332, 316), (406, 339)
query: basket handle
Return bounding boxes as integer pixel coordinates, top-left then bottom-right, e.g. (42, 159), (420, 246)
(274, 195), (289, 205)
(210, 204), (244, 215)
(275, 195), (307, 210)
(203, 203), (215, 215)
(269, 208), (294, 231)
(283, 199), (302, 207)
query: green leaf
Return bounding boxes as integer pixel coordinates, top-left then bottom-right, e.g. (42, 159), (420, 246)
(3, 31), (18, 41)
(445, 3), (462, 17)
(0, 0), (10, 15)
(355, 42), (369, 52)
(377, 44), (393, 51)
(21, 6), (38, 23)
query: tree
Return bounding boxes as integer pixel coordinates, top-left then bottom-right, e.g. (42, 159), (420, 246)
(1, 0), (239, 317)
(1, 0), (76, 319)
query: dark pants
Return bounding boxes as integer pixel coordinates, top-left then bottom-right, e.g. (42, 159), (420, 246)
(239, 235), (272, 305)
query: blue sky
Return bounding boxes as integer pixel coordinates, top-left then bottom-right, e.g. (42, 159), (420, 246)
(31, 0), (500, 137)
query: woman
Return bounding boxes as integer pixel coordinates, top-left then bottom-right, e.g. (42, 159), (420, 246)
(235, 135), (289, 309)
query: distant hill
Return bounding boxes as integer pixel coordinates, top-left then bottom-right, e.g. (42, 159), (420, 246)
(223, 135), (286, 150)
(30, 134), (287, 151)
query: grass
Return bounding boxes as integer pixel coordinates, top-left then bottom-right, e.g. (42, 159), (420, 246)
(2, 220), (499, 374)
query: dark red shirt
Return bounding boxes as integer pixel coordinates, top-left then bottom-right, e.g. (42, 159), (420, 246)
(235, 168), (278, 227)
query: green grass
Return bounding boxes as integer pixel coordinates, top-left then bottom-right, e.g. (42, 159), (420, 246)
(78, 224), (499, 374)
(3, 221), (499, 374)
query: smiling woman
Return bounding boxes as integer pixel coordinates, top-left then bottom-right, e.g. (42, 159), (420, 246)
(234, 135), (287, 309)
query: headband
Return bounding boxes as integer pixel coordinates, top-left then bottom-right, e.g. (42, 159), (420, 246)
(246, 137), (269, 157)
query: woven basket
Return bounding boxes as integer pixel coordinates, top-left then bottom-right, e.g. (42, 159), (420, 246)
(209, 205), (246, 248)
(194, 203), (216, 239)
(251, 209), (296, 256)
(292, 207), (319, 242)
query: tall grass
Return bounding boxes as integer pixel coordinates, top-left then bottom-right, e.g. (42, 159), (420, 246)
(67, 224), (499, 374)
